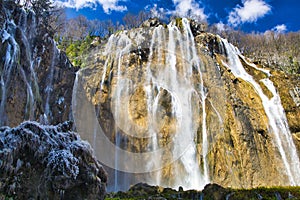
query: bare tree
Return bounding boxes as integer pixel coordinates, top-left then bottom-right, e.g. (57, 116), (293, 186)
(123, 11), (150, 29)
(123, 12), (139, 29)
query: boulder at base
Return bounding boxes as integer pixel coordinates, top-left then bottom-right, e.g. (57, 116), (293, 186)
(0, 121), (107, 200)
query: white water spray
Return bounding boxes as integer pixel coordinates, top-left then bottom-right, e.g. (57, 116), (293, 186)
(141, 19), (210, 189)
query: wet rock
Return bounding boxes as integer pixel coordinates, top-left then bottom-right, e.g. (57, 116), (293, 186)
(202, 183), (228, 200)
(0, 1), (77, 127)
(140, 18), (163, 28)
(190, 19), (207, 36)
(107, 183), (300, 200)
(106, 182), (201, 199)
(195, 33), (225, 56)
(0, 121), (107, 199)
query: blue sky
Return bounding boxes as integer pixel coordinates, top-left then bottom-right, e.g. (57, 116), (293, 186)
(56, 0), (300, 33)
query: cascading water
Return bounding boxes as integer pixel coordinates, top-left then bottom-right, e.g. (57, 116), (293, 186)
(0, 28), (19, 126)
(73, 17), (300, 191)
(221, 38), (300, 185)
(142, 19), (207, 189)
(108, 19), (209, 190)
(181, 18), (210, 185)
(44, 40), (58, 123)
(141, 19), (210, 189)
(18, 17), (39, 120)
(0, 2), (75, 126)
(113, 33), (132, 192)
(0, 6), (39, 125)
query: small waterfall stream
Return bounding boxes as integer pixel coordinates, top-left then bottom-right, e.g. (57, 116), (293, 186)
(0, 8), (39, 125)
(221, 38), (300, 185)
(0, 6), (65, 126)
(0, 29), (19, 125)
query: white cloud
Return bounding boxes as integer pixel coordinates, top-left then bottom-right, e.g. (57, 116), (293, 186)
(228, 0), (271, 26)
(55, 0), (127, 14)
(272, 24), (287, 33)
(215, 22), (226, 32)
(172, 0), (207, 22)
(149, 4), (166, 19)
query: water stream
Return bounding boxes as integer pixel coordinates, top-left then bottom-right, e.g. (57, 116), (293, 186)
(221, 38), (300, 185)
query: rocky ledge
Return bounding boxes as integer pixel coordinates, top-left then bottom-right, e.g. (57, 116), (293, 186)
(0, 121), (107, 200)
(106, 182), (300, 200)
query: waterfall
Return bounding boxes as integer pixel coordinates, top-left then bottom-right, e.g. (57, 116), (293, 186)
(0, 9), (39, 124)
(113, 33), (132, 191)
(144, 25), (165, 187)
(44, 41), (58, 123)
(18, 18), (38, 120)
(0, 6), (46, 125)
(182, 18), (210, 185)
(73, 18), (300, 191)
(73, 18), (211, 191)
(140, 19), (209, 189)
(0, 29), (19, 125)
(221, 38), (300, 185)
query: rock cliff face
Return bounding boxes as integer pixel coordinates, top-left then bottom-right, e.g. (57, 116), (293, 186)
(0, 1), (77, 127)
(73, 18), (300, 190)
(1, 1), (300, 191)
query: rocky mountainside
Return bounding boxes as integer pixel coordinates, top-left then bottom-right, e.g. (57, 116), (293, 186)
(73, 18), (300, 191)
(1, 0), (300, 193)
(0, 1), (77, 127)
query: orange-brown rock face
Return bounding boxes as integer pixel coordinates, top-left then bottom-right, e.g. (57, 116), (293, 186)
(3, 6), (300, 191)
(73, 18), (300, 191)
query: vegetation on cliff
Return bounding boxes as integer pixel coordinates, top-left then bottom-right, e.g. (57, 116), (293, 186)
(57, 35), (101, 67)
(49, 9), (300, 74)
(6, 0), (300, 72)
(215, 28), (300, 74)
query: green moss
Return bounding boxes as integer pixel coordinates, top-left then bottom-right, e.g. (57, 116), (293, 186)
(56, 35), (100, 68)
(114, 30), (123, 35)
(175, 18), (183, 30)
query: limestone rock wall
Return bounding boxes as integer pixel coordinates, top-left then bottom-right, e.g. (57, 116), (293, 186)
(74, 19), (300, 190)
